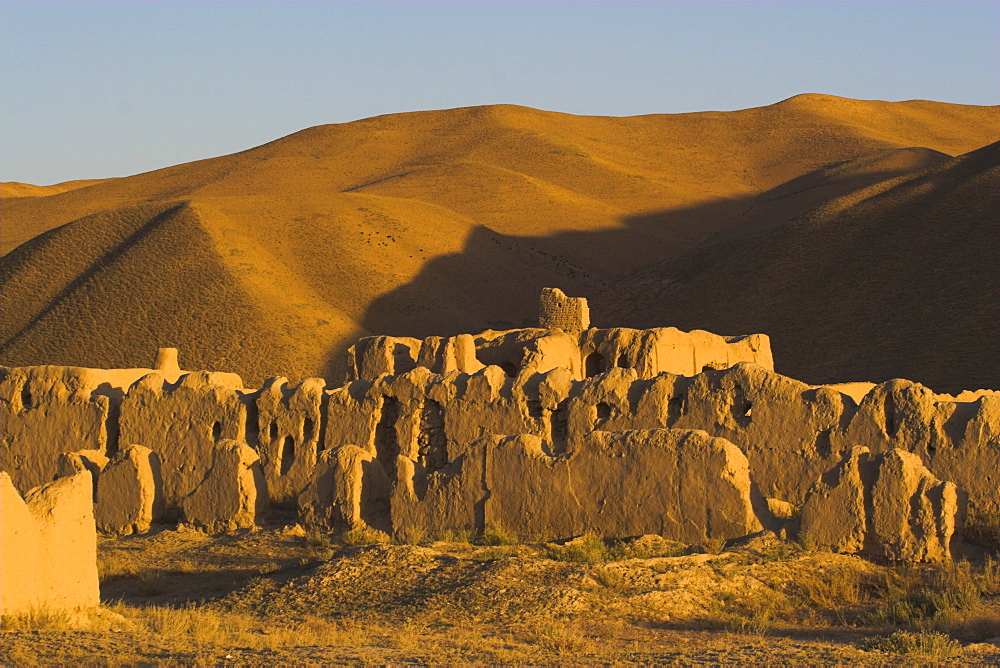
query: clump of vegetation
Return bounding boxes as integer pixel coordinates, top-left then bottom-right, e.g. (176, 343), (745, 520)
(339, 526), (390, 547)
(862, 560), (989, 629)
(526, 617), (595, 656)
(860, 630), (961, 657)
(479, 525), (518, 546)
(546, 533), (608, 563)
(397, 525), (426, 545)
(433, 529), (473, 544)
(1, 606), (72, 631)
(964, 506), (1000, 547)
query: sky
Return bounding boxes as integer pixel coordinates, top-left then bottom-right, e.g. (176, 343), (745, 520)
(1, 1), (997, 185)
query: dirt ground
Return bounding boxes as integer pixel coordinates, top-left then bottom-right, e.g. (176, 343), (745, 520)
(4, 522), (1000, 665)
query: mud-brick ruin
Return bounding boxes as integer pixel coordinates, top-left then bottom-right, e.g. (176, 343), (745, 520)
(3, 287), (999, 593)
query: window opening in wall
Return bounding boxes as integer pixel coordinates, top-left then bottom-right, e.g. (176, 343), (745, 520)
(667, 395), (684, 426)
(595, 402), (613, 428)
(551, 402), (570, 455)
(418, 399), (448, 471)
(280, 435), (295, 475)
(731, 385), (753, 427)
(303, 416), (316, 443)
(375, 396), (401, 480)
(269, 421), (279, 442)
(585, 352), (605, 377)
(616, 354), (628, 368)
(883, 392), (896, 437)
(20, 383), (32, 411)
(212, 421), (222, 441)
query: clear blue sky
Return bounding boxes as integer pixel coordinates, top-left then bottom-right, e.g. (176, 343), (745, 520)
(2, 1), (997, 185)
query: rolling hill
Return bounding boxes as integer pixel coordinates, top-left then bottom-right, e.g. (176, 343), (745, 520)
(594, 140), (1000, 393)
(1, 95), (998, 388)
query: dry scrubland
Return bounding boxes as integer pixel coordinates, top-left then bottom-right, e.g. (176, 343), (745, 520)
(5, 525), (1000, 664)
(1, 95), (999, 391)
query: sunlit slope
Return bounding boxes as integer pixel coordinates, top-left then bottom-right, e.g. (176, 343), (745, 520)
(1, 96), (998, 384)
(1, 179), (107, 199)
(596, 141), (1000, 393)
(0, 202), (364, 383)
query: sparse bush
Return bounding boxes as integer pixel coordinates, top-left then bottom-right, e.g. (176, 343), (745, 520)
(702, 537), (727, 555)
(341, 526), (390, 546)
(546, 533), (607, 563)
(528, 617), (594, 655)
(592, 567), (626, 589)
(788, 566), (862, 609)
(434, 529), (473, 544)
(964, 506), (1000, 547)
(480, 525), (518, 546)
(1, 606), (72, 631)
(398, 525), (426, 545)
(860, 630), (960, 657)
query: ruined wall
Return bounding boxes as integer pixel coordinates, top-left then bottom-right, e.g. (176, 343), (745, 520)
(0, 366), (111, 494)
(0, 291), (995, 555)
(119, 371), (246, 515)
(539, 287), (590, 333)
(254, 377), (327, 506)
(0, 471), (100, 615)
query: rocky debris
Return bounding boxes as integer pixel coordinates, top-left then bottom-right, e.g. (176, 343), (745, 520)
(95, 445), (163, 535)
(0, 471), (99, 615)
(181, 441), (268, 533)
(799, 447), (962, 562)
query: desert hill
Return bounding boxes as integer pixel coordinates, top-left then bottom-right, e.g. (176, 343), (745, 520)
(594, 140), (1000, 393)
(1, 95), (998, 386)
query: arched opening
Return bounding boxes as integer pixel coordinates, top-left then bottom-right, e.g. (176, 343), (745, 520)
(20, 383), (32, 411)
(269, 421), (279, 443)
(584, 352), (605, 378)
(280, 435), (295, 475)
(303, 416), (316, 443)
(211, 421), (222, 441)
(375, 396), (401, 480)
(594, 402), (613, 428)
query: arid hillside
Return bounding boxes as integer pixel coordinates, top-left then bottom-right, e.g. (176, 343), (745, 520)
(595, 140), (1000, 393)
(1, 95), (998, 386)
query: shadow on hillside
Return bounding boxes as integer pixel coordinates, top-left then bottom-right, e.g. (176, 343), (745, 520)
(355, 148), (1000, 392)
(357, 195), (756, 342)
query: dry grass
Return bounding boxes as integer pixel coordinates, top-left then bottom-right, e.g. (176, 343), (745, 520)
(8, 528), (1000, 665)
